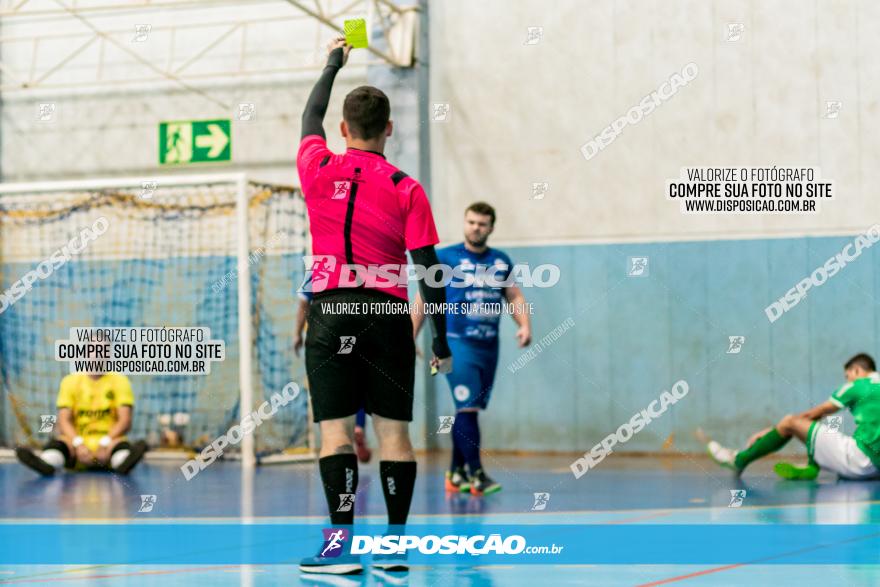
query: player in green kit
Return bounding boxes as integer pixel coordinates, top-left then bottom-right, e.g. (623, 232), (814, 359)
(701, 353), (880, 480)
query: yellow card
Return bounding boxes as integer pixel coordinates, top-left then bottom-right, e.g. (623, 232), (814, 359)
(344, 19), (368, 49)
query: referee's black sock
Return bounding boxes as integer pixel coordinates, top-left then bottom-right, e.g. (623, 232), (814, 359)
(380, 460), (417, 526)
(319, 454), (359, 525)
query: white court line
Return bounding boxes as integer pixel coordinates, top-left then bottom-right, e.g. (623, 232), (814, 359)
(1, 499), (878, 525)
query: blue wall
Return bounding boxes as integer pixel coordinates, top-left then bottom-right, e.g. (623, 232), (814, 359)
(5, 233), (875, 455)
(427, 234), (880, 454)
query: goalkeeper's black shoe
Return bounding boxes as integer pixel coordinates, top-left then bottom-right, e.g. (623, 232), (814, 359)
(113, 441), (148, 475)
(16, 447), (56, 476)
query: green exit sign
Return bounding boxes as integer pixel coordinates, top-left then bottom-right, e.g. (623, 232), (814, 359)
(159, 119), (231, 165)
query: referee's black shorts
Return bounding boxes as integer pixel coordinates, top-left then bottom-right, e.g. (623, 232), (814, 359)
(305, 288), (416, 422)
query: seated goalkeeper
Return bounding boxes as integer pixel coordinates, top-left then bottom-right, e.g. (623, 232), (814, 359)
(16, 365), (147, 476)
(704, 353), (880, 480)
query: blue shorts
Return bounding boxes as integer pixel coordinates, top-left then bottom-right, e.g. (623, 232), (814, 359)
(444, 338), (499, 410)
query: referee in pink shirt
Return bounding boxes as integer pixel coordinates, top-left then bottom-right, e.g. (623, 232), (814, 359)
(297, 38), (452, 577)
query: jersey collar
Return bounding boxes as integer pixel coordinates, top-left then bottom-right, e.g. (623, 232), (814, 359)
(461, 242), (491, 257)
(346, 147), (386, 160)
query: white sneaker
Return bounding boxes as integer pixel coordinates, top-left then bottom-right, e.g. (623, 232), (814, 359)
(707, 440), (741, 473)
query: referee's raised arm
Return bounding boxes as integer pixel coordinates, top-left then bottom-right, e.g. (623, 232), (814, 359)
(301, 37), (350, 139)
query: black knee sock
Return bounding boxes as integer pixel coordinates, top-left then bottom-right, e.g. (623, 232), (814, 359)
(453, 411), (482, 474)
(319, 454), (359, 525)
(450, 440), (465, 471)
(380, 461), (417, 527)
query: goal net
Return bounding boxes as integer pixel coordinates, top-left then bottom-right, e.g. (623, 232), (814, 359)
(0, 174), (313, 464)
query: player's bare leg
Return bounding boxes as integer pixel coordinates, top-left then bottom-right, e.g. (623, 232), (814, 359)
(353, 409), (372, 463)
(318, 416), (355, 458)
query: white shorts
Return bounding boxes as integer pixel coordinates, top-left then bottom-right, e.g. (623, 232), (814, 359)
(809, 422), (880, 479)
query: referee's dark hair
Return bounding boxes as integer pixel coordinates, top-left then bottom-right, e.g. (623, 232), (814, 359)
(343, 86), (390, 140)
(466, 202), (496, 226)
(845, 353), (876, 373)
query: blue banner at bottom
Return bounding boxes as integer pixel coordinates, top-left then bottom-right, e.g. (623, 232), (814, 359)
(1, 523), (879, 565)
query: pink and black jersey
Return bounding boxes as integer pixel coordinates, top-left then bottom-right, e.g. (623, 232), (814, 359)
(297, 134), (439, 301)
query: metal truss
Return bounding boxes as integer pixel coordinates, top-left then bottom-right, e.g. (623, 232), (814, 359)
(0, 0), (418, 96)
(281, 0), (417, 68)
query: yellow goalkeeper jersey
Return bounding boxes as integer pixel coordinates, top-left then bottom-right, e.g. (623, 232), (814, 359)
(56, 372), (134, 448)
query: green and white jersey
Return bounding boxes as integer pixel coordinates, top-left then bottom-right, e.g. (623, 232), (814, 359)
(829, 372), (880, 467)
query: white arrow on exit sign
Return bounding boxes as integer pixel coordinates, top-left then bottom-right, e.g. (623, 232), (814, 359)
(194, 123), (229, 158)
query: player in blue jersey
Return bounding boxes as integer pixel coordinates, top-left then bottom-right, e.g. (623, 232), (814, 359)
(412, 202), (531, 495)
(295, 273), (372, 463)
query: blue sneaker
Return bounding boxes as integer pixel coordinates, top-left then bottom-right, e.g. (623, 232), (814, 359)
(300, 527), (362, 575)
(299, 552), (362, 575)
(371, 552), (408, 572)
(371, 552), (408, 583)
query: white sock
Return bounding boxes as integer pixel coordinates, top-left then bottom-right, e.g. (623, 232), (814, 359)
(110, 449), (130, 469)
(39, 449), (64, 469)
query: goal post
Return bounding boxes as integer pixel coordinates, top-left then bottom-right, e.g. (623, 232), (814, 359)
(235, 174), (256, 470)
(0, 173), (315, 465)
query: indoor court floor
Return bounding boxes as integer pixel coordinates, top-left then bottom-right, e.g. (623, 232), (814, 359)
(1, 453), (879, 586)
